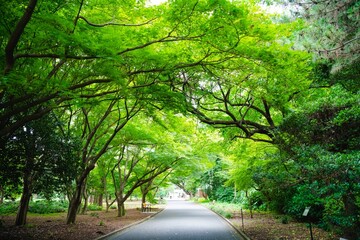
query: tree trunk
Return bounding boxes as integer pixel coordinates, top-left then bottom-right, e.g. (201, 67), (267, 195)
(245, 190), (253, 219)
(15, 172), (33, 226)
(141, 192), (147, 212)
(105, 194), (116, 212)
(141, 192), (147, 205)
(0, 186), (4, 204)
(116, 198), (126, 217)
(98, 194), (103, 207)
(98, 176), (106, 207)
(66, 182), (83, 224)
(81, 180), (88, 214)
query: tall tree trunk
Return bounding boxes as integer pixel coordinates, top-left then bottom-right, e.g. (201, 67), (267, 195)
(81, 180), (88, 214)
(98, 194), (103, 207)
(67, 181), (84, 224)
(141, 193), (146, 205)
(67, 165), (95, 224)
(105, 194), (116, 212)
(141, 185), (150, 212)
(117, 201), (125, 217)
(0, 186), (4, 204)
(98, 176), (106, 207)
(115, 192), (126, 217)
(245, 190), (253, 219)
(15, 171), (33, 226)
(141, 192), (147, 211)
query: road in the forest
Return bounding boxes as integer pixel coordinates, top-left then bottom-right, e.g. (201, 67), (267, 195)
(103, 200), (244, 240)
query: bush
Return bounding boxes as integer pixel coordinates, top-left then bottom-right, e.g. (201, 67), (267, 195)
(225, 212), (233, 219)
(197, 197), (210, 203)
(87, 204), (103, 211)
(281, 216), (290, 224)
(0, 201), (18, 214)
(28, 200), (67, 214)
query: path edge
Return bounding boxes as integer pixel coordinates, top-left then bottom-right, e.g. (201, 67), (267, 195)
(202, 204), (251, 240)
(95, 208), (165, 240)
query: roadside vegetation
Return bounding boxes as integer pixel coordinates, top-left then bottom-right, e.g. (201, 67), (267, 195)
(200, 201), (338, 240)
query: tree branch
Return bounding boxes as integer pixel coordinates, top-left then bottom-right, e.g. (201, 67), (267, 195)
(4, 0), (37, 74)
(77, 16), (157, 28)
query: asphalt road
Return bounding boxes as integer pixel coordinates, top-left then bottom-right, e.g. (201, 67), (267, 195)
(104, 200), (244, 240)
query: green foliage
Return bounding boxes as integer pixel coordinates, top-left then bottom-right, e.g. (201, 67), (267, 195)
(0, 201), (18, 214)
(198, 158), (235, 202)
(87, 204), (103, 211)
(196, 197), (210, 203)
(0, 114), (81, 199)
(28, 200), (68, 214)
(203, 202), (242, 219)
(281, 216), (290, 224)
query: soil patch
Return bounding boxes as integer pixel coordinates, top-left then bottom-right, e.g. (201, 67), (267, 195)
(229, 211), (339, 240)
(0, 208), (158, 240)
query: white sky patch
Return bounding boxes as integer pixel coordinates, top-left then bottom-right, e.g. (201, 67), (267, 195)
(259, 3), (287, 15)
(146, 0), (167, 6)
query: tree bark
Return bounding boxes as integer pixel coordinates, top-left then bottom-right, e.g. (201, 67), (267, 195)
(81, 180), (88, 214)
(115, 193), (126, 217)
(0, 186), (4, 204)
(67, 181), (84, 224)
(245, 190), (253, 219)
(15, 171), (33, 226)
(4, 0), (38, 74)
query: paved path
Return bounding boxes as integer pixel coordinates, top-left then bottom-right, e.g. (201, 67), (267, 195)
(104, 200), (244, 240)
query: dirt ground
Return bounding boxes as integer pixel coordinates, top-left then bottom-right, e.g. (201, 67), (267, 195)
(229, 211), (339, 240)
(0, 208), (158, 240)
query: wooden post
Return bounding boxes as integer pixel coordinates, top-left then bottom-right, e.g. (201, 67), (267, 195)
(241, 208), (244, 231)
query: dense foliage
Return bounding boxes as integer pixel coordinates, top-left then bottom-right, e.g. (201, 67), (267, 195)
(0, 0), (358, 238)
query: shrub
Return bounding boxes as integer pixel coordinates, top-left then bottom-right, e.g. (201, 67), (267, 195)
(28, 200), (67, 214)
(87, 204), (103, 211)
(0, 201), (18, 214)
(225, 212), (233, 219)
(197, 197), (210, 203)
(281, 216), (290, 224)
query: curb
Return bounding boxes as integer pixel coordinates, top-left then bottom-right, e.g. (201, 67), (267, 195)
(95, 209), (165, 240)
(202, 204), (251, 240)
(220, 213), (251, 240)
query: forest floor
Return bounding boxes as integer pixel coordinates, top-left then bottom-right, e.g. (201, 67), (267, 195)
(0, 206), (159, 240)
(0, 202), (339, 240)
(228, 211), (339, 240)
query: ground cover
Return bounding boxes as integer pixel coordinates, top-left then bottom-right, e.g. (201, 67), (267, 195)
(0, 202), (160, 240)
(203, 202), (339, 240)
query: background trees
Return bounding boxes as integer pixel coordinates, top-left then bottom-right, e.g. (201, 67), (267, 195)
(0, 114), (79, 225)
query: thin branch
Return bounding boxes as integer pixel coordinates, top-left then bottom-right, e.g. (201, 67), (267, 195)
(14, 53), (100, 60)
(77, 16), (157, 28)
(72, 0), (84, 33)
(319, 37), (360, 53)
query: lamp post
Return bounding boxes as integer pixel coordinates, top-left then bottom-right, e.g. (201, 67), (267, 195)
(302, 207), (313, 240)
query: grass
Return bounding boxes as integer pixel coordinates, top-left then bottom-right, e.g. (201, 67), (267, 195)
(201, 202), (241, 219)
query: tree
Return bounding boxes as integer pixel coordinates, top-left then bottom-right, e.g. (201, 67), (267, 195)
(0, 114), (79, 225)
(59, 93), (140, 223)
(1, 0), (254, 144)
(284, 0), (360, 70)
(168, 1), (311, 143)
